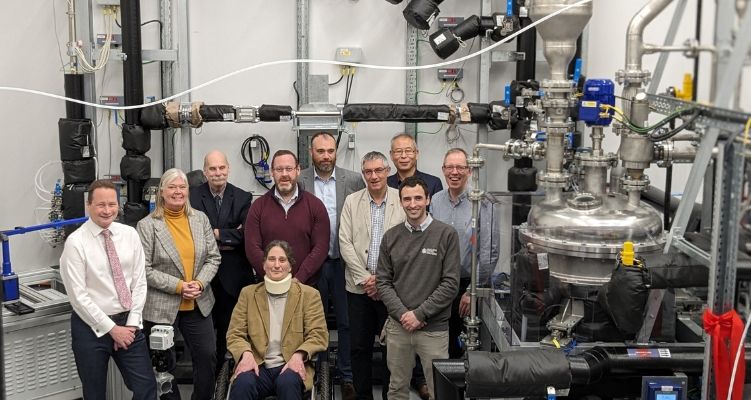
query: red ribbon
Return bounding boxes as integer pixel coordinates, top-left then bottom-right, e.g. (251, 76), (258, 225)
(703, 309), (746, 400)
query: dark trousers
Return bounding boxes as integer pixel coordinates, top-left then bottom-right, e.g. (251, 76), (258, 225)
(230, 365), (304, 400)
(211, 281), (238, 373)
(71, 311), (157, 400)
(448, 278), (472, 358)
(316, 258), (353, 382)
(348, 292), (388, 400)
(145, 309), (217, 400)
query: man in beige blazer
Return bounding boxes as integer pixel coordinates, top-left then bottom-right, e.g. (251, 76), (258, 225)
(339, 151), (406, 400)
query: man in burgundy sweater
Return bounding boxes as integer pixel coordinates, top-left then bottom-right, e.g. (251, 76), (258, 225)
(244, 150), (330, 285)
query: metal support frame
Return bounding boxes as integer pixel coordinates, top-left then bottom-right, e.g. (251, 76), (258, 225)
(156, 0), (191, 171)
(75, 0), (99, 135)
(660, 3), (751, 397)
(161, 0), (176, 170)
(405, 25), (418, 136)
(477, 0), (491, 191)
(296, 0), (311, 168)
(175, 0), (191, 171)
(647, 0), (689, 94)
(635, 289), (667, 343)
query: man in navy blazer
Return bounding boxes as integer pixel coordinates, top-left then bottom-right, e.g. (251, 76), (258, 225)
(299, 132), (364, 400)
(190, 150), (254, 370)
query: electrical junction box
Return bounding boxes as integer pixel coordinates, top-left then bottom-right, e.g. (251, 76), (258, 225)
(96, 33), (122, 47)
(335, 47), (363, 64)
(641, 375), (687, 400)
(437, 68), (463, 81)
(99, 95), (157, 106)
(578, 78), (615, 126)
(100, 95), (124, 106)
(437, 16), (465, 29)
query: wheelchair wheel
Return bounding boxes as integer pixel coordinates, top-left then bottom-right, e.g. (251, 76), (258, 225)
(315, 356), (330, 400)
(213, 355), (234, 400)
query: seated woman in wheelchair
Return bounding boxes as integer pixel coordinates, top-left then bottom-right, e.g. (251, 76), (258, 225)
(226, 240), (328, 400)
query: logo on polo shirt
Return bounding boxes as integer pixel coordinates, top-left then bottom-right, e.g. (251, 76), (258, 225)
(421, 248), (438, 256)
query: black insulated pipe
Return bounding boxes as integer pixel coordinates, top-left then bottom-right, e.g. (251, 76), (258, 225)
(457, 346), (751, 398)
(570, 346), (710, 385)
(64, 74), (86, 119)
(465, 350), (571, 398)
(343, 103), (451, 122)
(121, 0), (149, 209)
(429, 15), (495, 59)
(432, 359), (466, 400)
(403, 0), (444, 30)
(121, 0), (144, 125)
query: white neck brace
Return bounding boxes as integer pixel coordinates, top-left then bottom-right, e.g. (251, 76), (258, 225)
(264, 273), (292, 295)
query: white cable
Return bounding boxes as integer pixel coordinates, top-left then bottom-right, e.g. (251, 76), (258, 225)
(0, 0), (592, 111)
(727, 313), (751, 400)
(75, 8), (115, 73)
(34, 160), (62, 202)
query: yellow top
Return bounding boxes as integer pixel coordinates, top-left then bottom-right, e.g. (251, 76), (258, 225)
(676, 73), (693, 101)
(164, 207), (196, 311)
(621, 241), (635, 267)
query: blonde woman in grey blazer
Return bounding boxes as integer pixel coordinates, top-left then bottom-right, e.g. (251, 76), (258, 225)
(137, 168), (221, 400)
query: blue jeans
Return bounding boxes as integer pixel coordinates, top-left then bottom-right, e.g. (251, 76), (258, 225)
(316, 257), (353, 382)
(230, 365), (304, 400)
(71, 312), (157, 400)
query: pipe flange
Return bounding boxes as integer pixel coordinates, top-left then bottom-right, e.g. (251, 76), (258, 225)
(611, 122), (631, 136)
(468, 189), (485, 202)
(566, 192), (603, 210)
(541, 98), (574, 108)
(539, 121), (574, 131)
(615, 69), (651, 85)
(538, 172), (570, 189)
(540, 79), (576, 90)
(503, 140), (545, 161)
(576, 153), (618, 168)
(620, 175), (650, 192)
(622, 161), (651, 170)
(467, 156), (484, 169)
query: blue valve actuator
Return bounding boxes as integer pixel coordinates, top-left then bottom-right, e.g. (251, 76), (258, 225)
(579, 79), (615, 126)
(507, 0), (514, 16)
(572, 58), (583, 84)
(504, 84), (511, 106)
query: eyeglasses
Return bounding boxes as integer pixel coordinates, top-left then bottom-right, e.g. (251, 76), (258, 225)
(442, 165), (469, 172)
(362, 167), (388, 177)
(391, 148), (416, 157)
(272, 166), (297, 174)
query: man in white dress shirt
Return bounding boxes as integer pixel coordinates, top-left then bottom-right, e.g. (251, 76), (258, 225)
(60, 179), (157, 399)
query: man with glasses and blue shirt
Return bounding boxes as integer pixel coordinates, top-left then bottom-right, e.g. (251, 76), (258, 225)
(299, 132), (364, 400)
(244, 150), (330, 286)
(430, 148), (500, 358)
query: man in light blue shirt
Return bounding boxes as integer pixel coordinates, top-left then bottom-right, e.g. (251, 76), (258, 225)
(299, 132), (364, 400)
(430, 148), (500, 358)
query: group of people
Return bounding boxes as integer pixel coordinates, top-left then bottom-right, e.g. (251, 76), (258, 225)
(59, 131), (499, 400)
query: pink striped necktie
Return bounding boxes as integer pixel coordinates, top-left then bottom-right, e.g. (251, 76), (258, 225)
(101, 229), (133, 310)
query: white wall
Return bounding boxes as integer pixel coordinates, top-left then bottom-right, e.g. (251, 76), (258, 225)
(0, 0), (744, 272)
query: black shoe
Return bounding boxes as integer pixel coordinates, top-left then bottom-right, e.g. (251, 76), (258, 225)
(341, 382), (357, 400)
